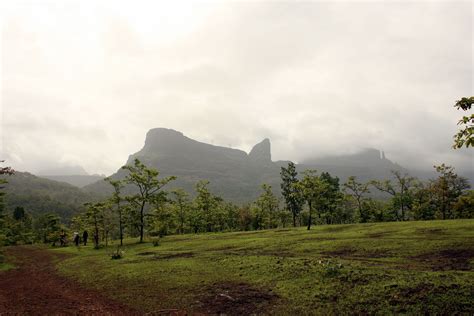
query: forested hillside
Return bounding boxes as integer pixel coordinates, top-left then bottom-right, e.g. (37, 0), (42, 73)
(2, 172), (99, 220)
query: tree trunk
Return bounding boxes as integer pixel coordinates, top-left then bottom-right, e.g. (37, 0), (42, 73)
(307, 201), (312, 230)
(292, 212), (296, 227)
(139, 201), (146, 243)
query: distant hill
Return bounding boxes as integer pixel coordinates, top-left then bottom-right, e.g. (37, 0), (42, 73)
(299, 148), (406, 183)
(36, 165), (105, 188)
(1, 171), (100, 221)
(83, 128), (416, 203)
(38, 175), (105, 188)
(38, 165), (88, 176)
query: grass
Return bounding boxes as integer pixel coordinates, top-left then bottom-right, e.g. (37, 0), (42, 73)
(0, 251), (14, 271)
(54, 219), (474, 314)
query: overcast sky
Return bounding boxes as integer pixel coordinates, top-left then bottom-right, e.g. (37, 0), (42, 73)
(1, 0), (472, 175)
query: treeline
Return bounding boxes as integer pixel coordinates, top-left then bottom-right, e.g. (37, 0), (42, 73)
(1, 159), (473, 247)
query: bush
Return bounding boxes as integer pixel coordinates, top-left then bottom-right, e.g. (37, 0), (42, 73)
(110, 246), (124, 260)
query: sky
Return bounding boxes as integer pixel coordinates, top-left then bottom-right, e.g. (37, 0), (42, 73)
(0, 0), (472, 176)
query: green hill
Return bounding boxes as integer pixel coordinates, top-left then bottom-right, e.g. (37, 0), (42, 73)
(1, 171), (99, 220)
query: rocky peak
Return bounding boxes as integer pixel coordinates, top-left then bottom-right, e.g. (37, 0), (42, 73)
(143, 128), (186, 150)
(248, 138), (271, 163)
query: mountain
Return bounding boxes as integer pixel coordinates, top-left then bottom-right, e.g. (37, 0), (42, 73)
(1, 171), (100, 221)
(84, 128), (412, 203)
(37, 165), (105, 188)
(38, 165), (88, 176)
(84, 128), (282, 202)
(38, 175), (105, 188)
(299, 148), (405, 183)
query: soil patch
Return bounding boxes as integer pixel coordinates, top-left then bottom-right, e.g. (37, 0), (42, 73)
(154, 252), (194, 260)
(196, 282), (279, 315)
(415, 228), (447, 235)
(367, 231), (393, 238)
(322, 248), (391, 259)
(137, 251), (157, 256)
(0, 246), (139, 315)
(322, 225), (352, 233)
(410, 248), (474, 271)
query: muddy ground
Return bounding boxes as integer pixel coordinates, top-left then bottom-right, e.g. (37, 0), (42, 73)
(0, 246), (141, 315)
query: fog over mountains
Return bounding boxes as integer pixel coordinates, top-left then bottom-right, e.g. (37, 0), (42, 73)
(80, 128), (437, 203)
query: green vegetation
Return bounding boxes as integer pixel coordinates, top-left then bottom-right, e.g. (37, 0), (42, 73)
(453, 96), (473, 149)
(54, 219), (474, 314)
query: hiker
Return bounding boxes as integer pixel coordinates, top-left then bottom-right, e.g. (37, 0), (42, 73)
(83, 230), (89, 246)
(73, 232), (80, 246)
(59, 230), (66, 247)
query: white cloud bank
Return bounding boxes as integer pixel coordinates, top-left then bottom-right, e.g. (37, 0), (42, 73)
(1, 0), (472, 175)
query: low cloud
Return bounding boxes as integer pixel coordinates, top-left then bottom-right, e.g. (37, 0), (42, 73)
(1, 1), (472, 175)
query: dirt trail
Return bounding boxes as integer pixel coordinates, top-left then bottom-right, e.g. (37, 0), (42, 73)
(0, 246), (140, 315)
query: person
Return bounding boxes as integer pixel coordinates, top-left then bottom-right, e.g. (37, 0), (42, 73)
(82, 230), (89, 246)
(73, 232), (80, 246)
(59, 230), (66, 247)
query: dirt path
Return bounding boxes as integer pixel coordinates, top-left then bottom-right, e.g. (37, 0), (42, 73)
(0, 246), (141, 315)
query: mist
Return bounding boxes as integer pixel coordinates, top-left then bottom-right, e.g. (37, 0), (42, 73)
(1, 1), (472, 175)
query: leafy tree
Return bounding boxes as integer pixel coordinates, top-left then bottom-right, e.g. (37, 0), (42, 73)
(412, 182), (437, 220)
(237, 205), (253, 231)
(280, 162), (304, 227)
(254, 184), (280, 229)
(299, 170), (328, 230)
(0, 161), (14, 244)
(431, 164), (470, 219)
(33, 213), (62, 245)
(319, 172), (343, 224)
(452, 190), (474, 219)
(344, 176), (371, 223)
(194, 180), (220, 232)
(452, 96), (474, 148)
(122, 159), (176, 242)
(84, 201), (107, 248)
(371, 170), (417, 221)
(105, 177), (126, 246)
(170, 189), (191, 234)
(13, 206), (26, 221)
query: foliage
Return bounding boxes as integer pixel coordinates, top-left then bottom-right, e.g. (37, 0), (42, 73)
(371, 170), (417, 221)
(253, 184), (280, 229)
(431, 164), (470, 219)
(122, 158), (176, 242)
(280, 162), (304, 227)
(298, 170), (329, 230)
(452, 96), (474, 148)
(343, 176), (371, 223)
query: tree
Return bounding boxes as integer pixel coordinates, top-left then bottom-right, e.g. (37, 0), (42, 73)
(0, 161), (14, 246)
(344, 176), (371, 223)
(84, 202), (106, 248)
(280, 162), (304, 227)
(371, 170), (417, 221)
(254, 184), (280, 229)
(431, 164), (470, 219)
(319, 172), (343, 224)
(193, 180), (222, 232)
(452, 96), (474, 148)
(452, 190), (474, 219)
(105, 177), (126, 246)
(299, 170), (328, 230)
(170, 189), (191, 234)
(122, 159), (176, 243)
(33, 213), (62, 245)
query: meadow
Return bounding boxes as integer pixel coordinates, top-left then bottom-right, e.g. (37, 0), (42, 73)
(51, 219), (474, 315)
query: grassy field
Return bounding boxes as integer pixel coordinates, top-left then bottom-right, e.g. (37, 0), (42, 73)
(54, 220), (474, 315)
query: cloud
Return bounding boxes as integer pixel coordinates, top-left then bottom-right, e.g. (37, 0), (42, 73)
(1, 1), (472, 175)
